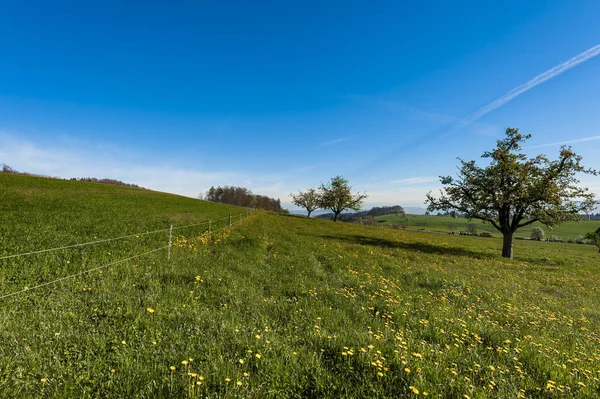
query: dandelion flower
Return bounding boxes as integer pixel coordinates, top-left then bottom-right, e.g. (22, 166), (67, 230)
(409, 386), (419, 394)
(377, 372), (384, 377)
(110, 369), (116, 373)
(170, 366), (176, 371)
(405, 368), (411, 373)
(239, 359), (245, 364)
(146, 308), (155, 313)
(255, 334), (261, 339)
(255, 354), (261, 359)
(196, 381), (203, 386)
(243, 372), (249, 377)
(121, 340), (126, 345)
(292, 352), (297, 356)
(40, 378), (47, 383)
(55, 332), (60, 337)
(225, 378), (231, 383)
(182, 360), (189, 365)
(236, 381), (243, 386)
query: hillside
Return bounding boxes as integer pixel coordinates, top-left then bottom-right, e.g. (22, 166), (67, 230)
(1, 175), (599, 397)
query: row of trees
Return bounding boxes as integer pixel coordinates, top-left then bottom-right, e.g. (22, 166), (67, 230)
(291, 176), (368, 221)
(426, 127), (598, 258)
(203, 185), (284, 213)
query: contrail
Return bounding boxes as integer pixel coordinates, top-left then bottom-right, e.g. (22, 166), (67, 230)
(455, 43), (600, 131)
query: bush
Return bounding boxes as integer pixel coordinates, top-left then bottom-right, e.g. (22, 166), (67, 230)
(531, 227), (545, 241)
(548, 235), (561, 242)
(575, 235), (586, 244)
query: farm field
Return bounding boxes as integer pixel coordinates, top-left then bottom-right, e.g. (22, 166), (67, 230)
(1, 175), (600, 398)
(376, 213), (600, 241)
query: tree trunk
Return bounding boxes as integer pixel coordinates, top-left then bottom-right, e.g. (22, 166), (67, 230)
(307, 210), (312, 218)
(502, 231), (513, 259)
(333, 212), (339, 222)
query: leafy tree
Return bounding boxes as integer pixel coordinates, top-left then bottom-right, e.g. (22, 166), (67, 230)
(319, 176), (368, 222)
(530, 227), (545, 241)
(584, 228), (600, 253)
(426, 127), (597, 259)
(290, 188), (321, 218)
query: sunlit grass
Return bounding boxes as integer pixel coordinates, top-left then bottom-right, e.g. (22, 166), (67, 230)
(1, 175), (599, 397)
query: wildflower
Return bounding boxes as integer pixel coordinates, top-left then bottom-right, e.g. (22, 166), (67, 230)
(225, 378), (231, 382)
(243, 372), (249, 377)
(182, 360), (189, 365)
(196, 381), (203, 386)
(239, 359), (245, 364)
(111, 369), (116, 373)
(121, 340), (127, 345)
(236, 381), (243, 386)
(292, 352), (297, 356)
(409, 386), (419, 394)
(55, 332), (60, 337)
(255, 334), (261, 339)
(146, 308), (155, 313)
(377, 372), (384, 377)
(40, 378), (48, 383)
(405, 368), (411, 373)
(255, 354), (261, 359)
(152, 341), (157, 345)
(170, 366), (176, 371)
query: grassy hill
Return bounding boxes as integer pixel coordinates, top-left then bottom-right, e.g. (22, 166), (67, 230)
(376, 213), (600, 241)
(1, 174), (599, 397)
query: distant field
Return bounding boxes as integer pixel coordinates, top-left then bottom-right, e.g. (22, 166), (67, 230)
(1, 174), (599, 398)
(376, 213), (600, 240)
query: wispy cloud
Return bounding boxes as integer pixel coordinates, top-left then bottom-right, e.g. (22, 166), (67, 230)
(455, 43), (600, 131)
(527, 135), (600, 149)
(319, 137), (349, 147)
(390, 176), (439, 185)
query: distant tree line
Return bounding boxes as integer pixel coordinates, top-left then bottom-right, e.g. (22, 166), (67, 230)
(316, 205), (404, 223)
(204, 185), (285, 213)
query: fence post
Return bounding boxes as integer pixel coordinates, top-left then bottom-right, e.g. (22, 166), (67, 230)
(229, 213), (232, 228)
(168, 224), (173, 261)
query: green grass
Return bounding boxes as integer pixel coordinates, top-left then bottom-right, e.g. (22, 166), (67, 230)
(376, 213), (600, 241)
(1, 174), (599, 398)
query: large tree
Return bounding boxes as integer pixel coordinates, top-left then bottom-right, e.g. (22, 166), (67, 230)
(426, 127), (597, 259)
(319, 176), (368, 222)
(585, 228), (600, 253)
(290, 188), (321, 218)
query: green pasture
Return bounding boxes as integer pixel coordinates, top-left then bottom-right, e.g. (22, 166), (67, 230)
(376, 213), (600, 241)
(1, 175), (599, 398)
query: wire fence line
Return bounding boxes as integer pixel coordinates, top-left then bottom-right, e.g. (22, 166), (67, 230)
(0, 211), (254, 302)
(0, 215), (237, 261)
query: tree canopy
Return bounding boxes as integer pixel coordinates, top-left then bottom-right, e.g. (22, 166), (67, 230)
(290, 188), (321, 218)
(426, 127), (597, 258)
(319, 176), (368, 222)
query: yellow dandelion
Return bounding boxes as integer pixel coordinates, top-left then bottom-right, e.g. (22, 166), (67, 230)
(255, 354), (262, 359)
(409, 386), (419, 394)
(170, 366), (176, 371)
(152, 341), (157, 345)
(199, 376), (205, 381)
(182, 360), (189, 365)
(292, 352), (297, 356)
(40, 378), (48, 383)
(247, 350), (253, 354)
(377, 372), (384, 377)
(243, 372), (249, 377)
(239, 359), (245, 364)
(405, 368), (411, 373)
(121, 340), (126, 345)
(146, 308), (155, 313)
(236, 381), (243, 386)
(196, 381), (203, 386)
(55, 332), (60, 337)
(255, 334), (261, 339)
(110, 369), (116, 373)
(225, 378), (231, 383)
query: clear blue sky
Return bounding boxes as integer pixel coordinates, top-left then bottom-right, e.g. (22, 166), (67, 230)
(1, 1), (599, 209)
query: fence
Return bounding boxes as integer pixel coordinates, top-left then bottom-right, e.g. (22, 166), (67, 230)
(0, 211), (255, 301)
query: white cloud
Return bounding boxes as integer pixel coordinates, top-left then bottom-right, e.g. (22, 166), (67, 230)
(455, 43), (600, 131)
(318, 137), (349, 147)
(390, 176), (439, 185)
(527, 135), (600, 149)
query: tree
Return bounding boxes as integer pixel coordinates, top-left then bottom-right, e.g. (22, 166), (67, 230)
(584, 228), (600, 253)
(426, 127), (597, 259)
(319, 176), (368, 222)
(290, 188), (321, 218)
(530, 227), (545, 241)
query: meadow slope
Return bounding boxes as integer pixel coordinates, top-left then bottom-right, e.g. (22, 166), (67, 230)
(1, 175), (599, 398)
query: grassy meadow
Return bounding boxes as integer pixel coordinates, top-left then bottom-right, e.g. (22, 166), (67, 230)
(1, 174), (600, 398)
(375, 213), (600, 241)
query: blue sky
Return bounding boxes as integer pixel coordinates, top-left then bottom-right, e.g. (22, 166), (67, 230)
(1, 1), (599, 209)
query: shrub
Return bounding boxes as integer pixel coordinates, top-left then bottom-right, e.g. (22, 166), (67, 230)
(530, 227), (545, 241)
